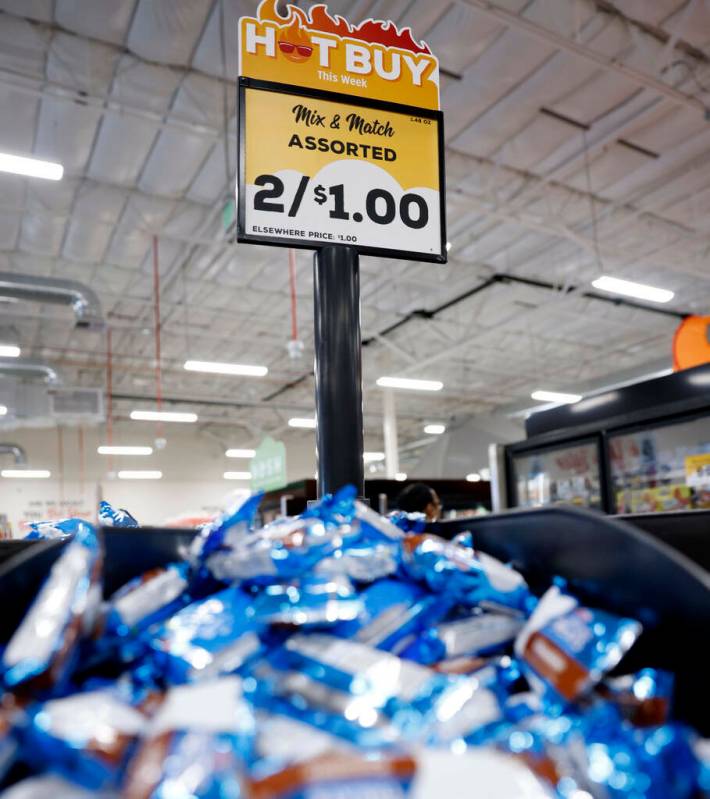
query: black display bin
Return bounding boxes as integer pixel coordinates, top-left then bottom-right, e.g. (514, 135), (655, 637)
(616, 509), (710, 573)
(0, 509), (708, 732)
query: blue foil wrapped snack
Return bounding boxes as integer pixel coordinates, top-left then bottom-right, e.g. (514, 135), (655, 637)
(98, 501), (138, 528)
(123, 677), (254, 798)
(104, 562), (191, 640)
(274, 633), (504, 744)
(333, 578), (450, 654)
(23, 518), (85, 541)
(598, 668), (675, 727)
(399, 611), (525, 665)
(401, 533), (532, 613)
(249, 574), (363, 627)
(146, 586), (264, 684)
(515, 586), (642, 703)
(1, 521), (102, 694)
(22, 686), (149, 789)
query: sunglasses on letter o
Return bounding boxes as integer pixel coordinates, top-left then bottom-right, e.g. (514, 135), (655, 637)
(278, 41), (313, 57)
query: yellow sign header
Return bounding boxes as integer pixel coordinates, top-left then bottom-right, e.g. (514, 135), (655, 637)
(238, 0), (440, 110)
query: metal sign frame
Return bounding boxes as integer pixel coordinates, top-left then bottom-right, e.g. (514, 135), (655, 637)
(237, 76), (447, 264)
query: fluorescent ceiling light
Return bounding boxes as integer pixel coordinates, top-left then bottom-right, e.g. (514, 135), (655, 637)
(130, 410), (197, 423)
(0, 152), (63, 181)
(531, 390), (582, 404)
(395, 472), (407, 481)
(184, 360), (268, 377)
(97, 445), (153, 456)
(424, 423), (446, 435)
(2, 469), (51, 479)
(0, 345), (20, 358)
(289, 417), (316, 429)
(0, 404), (6, 416)
(466, 473), (481, 482)
(363, 451), (385, 463)
(376, 377), (443, 391)
(591, 275), (674, 304)
(225, 448), (256, 459)
(224, 471), (252, 480)
(117, 470), (162, 480)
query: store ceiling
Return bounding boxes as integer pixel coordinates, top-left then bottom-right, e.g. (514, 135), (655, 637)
(0, 0), (709, 453)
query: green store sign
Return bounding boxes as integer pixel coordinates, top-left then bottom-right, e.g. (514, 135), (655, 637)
(250, 436), (287, 492)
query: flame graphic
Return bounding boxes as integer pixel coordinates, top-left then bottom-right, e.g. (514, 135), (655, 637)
(256, 0), (431, 55)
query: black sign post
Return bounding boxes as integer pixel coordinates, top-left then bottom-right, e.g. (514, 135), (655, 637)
(313, 245), (364, 496)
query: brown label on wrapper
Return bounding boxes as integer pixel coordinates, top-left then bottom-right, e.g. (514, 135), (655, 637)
(249, 752), (417, 799)
(523, 631), (590, 701)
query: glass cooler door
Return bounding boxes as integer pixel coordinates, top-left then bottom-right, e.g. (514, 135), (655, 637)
(610, 415), (710, 513)
(512, 440), (602, 510)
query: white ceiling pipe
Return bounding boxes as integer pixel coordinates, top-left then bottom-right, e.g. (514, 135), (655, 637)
(0, 272), (105, 331)
(0, 357), (61, 384)
(0, 443), (27, 465)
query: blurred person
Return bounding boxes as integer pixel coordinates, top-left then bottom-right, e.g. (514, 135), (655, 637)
(396, 482), (441, 521)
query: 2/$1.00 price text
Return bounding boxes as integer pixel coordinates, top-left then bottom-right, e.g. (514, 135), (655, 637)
(253, 174), (430, 229)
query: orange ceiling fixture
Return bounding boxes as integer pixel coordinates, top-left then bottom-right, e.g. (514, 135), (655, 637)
(672, 315), (710, 371)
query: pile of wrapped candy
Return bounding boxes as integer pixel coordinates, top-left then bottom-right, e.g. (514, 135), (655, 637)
(0, 487), (707, 798)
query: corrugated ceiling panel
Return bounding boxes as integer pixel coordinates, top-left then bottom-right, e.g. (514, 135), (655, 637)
(111, 55), (182, 113)
(121, 193), (176, 230)
(524, 0), (597, 36)
(34, 97), (102, 173)
(162, 201), (210, 239)
(455, 52), (590, 158)
(126, 0), (213, 66)
(138, 129), (214, 197)
(55, 0), (138, 46)
(424, 4), (504, 74)
(0, 173), (25, 210)
(501, 113), (580, 172)
(659, 1), (710, 50)
(19, 212), (67, 257)
(105, 227), (150, 268)
(0, 0), (52, 22)
(87, 56), (181, 184)
(171, 73), (235, 127)
(624, 105), (708, 155)
(551, 70), (638, 126)
(63, 183), (128, 263)
(18, 179), (76, 256)
(397, 0), (455, 41)
(0, 81), (39, 153)
(47, 32), (119, 95)
(135, 236), (182, 275)
(88, 113), (159, 185)
(0, 212), (20, 250)
(191, 0), (251, 79)
(0, 14), (49, 77)
(444, 30), (554, 143)
(612, 0), (687, 28)
(647, 162), (710, 224)
(185, 142), (226, 204)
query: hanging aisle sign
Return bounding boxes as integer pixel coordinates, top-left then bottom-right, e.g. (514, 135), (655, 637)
(237, 1), (446, 263)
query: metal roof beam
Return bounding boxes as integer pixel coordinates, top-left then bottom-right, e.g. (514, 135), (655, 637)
(463, 0), (708, 116)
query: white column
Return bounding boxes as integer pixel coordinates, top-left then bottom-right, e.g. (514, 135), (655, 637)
(382, 388), (399, 478)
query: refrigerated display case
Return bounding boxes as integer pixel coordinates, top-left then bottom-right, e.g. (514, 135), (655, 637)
(493, 362), (710, 515)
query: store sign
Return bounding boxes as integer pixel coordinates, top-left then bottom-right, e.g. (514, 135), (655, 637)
(238, 1), (440, 110)
(251, 436), (287, 492)
(237, 2), (445, 263)
(685, 453), (710, 487)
